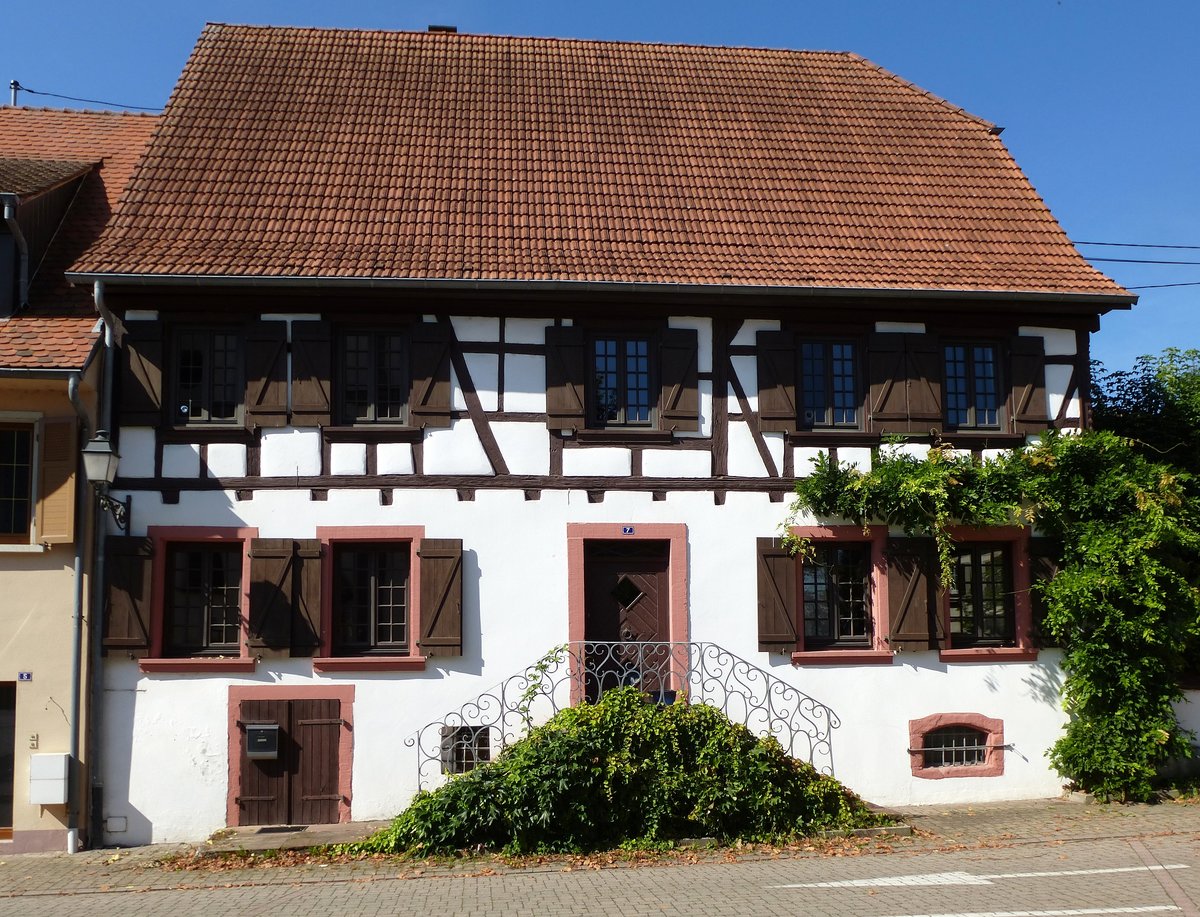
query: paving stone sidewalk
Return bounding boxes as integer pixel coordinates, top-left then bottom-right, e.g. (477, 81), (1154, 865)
(0, 797), (1195, 901)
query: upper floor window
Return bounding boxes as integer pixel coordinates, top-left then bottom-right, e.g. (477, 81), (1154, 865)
(332, 543), (411, 655)
(0, 425), (33, 543)
(801, 543), (871, 647)
(591, 335), (654, 427)
(173, 328), (243, 425)
(165, 543), (243, 656)
(338, 332), (409, 424)
(944, 343), (1000, 429)
(949, 543), (1014, 647)
(800, 341), (859, 428)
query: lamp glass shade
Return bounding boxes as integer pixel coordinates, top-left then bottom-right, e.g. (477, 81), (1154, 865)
(82, 434), (120, 485)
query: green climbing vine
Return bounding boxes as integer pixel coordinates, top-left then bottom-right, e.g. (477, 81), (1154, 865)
(787, 431), (1200, 801)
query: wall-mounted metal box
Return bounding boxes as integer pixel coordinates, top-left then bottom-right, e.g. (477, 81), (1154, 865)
(29, 753), (70, 805)
(246, 724), (280, 760)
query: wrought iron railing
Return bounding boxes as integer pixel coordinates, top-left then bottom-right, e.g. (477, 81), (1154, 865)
(405, 641), (840, 789)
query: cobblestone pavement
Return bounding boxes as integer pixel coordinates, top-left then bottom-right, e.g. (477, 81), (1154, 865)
(0, 799), (1194, 916)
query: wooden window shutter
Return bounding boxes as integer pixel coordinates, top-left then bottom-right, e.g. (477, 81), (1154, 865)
(1029, 536), (1062, 648)
(103, 536), (154, 655)
(757, 330), (798, 433)
(119, 321), (163, 425)
(659, 327), (700, 432)
(291, 321), (332, 427)
(409, 322), (453, 428)
(756, 537), (799, 653)
(248, 539), (296, 658)
(867, 333), (910, 434)
(245, 323), (289, 430)
(293, 539), (323, 655)
(1010, 335), (1050, 434)
(36, 418), (76, 544)
(417, 538), (463, 657)
(905, 335), (944, 433)
(885, 537), (940, 651)
(545, 325), (587, 431)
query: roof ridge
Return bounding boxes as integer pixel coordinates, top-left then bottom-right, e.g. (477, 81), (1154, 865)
(842, 52), (997, 131)
(0, 105), (158, 119)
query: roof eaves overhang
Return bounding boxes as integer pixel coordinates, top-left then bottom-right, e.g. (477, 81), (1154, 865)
(65, 272), (1138, 312)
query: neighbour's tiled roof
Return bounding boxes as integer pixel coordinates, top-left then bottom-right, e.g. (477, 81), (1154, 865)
(75, 25), (1128, 300)
(0, 108), (158, 368)
(0, 158), (92, 196)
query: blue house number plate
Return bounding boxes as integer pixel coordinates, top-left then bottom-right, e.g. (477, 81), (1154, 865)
(622, 526), (635, 535)
(17, 672), (31, 682)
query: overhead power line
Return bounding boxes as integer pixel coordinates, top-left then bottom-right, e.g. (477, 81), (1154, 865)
(1088, 257), (1200, 266)
(1126, 281), (1200, 290)
(1074, 240), (1200, 251)
(9, 80), (160, 112)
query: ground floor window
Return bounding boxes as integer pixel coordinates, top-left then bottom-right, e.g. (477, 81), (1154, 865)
(909, 713), (1004, 778)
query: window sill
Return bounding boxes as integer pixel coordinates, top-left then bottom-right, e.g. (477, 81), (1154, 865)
(160, 426), (255, 444)
(0, 543), (46, 553)
(139, 657), (257, 674)
(322, 426), (423, 444)
(911, 762), (1004, 780)
(939, 647), (1039, 663)
(313, 655), (427, 672)
(791, 649), (894, 666)
(573, 430), (674, 445)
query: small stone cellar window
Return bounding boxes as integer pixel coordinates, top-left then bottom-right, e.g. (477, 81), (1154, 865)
(908, 713), (1004, 779)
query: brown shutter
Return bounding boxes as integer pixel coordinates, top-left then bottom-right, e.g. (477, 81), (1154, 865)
(659, 327), (700, 432)
(1029, 536), (1062, 648)
(36, 418), (76, 544)
(417, 538), (463, 657)
(886, 537), (939, 652)
(292, 321), (332, 427)
(545, 325), (587, 431)
(245, 323), (289, 430)
(104, 536), (154, 655)
(409, 322), (453, 428)
(867, 333), (909, 434)
(119, 321), (163, 425)
(757, 331), (798, 433)
(906, 335), (944, 433)
(757, 537), (799, 653)
(293, 539), (323, 655)
(248, 539), (296, 658)
(1010, 335), (1049, 434)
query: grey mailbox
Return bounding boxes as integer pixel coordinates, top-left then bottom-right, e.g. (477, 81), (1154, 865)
(246, 724), (280, 760)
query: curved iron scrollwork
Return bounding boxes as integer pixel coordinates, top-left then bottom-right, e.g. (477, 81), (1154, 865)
(405, 641), (840, 789)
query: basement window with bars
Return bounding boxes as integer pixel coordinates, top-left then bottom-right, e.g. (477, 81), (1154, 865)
(920, 726), (988, 768)
(909, 713), (1005, 778)
(440, 725), (491, 775)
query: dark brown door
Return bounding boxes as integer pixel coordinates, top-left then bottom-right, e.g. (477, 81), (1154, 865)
(237, 698), (341, 826)
(583, 541), (671, 702)
(0, 684), (13, 838)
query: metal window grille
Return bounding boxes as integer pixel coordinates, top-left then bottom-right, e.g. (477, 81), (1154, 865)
(333, 545), (410, 654)
(801, 341), (858, 428)
(921, 726), (988, 767)
(949, 544), (1014, 647)
(166, 544), (242, 655)
(944, 343), (999, 428)
(592, 336), (652, 426)
(802, 544), (870, 645)
(341, 332), (408, 423)
(0, 426), (32, 539)
(440, 725), (491, 775)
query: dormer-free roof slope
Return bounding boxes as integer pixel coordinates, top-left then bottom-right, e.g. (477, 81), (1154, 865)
(74, 25), (1128, 301)
(0, 108), (158, 368)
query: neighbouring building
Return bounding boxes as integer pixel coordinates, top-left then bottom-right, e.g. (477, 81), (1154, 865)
(68, 25), (1143, 844)
(0, 107), (156, 851)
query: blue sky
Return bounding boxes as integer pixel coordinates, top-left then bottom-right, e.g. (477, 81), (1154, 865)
(9, 0), (1197, 369)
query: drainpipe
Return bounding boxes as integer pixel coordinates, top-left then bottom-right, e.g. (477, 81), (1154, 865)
(86, 282), (113, 848)
(65, 373), (90, 853)
(2, 194), (29, 312)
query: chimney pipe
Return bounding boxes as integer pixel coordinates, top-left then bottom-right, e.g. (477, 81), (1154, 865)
(427, 25), (457, 33)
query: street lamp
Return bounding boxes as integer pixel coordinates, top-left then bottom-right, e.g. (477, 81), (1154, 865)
(81, 431), (129, 532)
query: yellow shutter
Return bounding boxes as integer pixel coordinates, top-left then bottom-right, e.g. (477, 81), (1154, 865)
(36, 418), (77, 544)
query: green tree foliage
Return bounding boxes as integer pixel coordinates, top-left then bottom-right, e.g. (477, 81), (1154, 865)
(790, 431), (1200, 801)
(353, 687), (881, 856)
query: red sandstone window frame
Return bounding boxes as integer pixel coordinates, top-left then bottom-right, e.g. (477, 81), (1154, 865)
(908, 712), (1005, 779)
(312, 525), (427, 672)
(789, 525), (892, 666)
(139, 526), (259, 674)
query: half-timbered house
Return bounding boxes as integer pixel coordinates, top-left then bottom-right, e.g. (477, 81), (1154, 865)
(68, 25), (1137, 844)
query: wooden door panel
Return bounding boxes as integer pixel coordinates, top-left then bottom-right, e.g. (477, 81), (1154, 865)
(238, 699), (290, 827)
(292, 699), (341, 826)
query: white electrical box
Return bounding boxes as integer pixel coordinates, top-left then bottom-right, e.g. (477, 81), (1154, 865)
(29, 753), (69, 805)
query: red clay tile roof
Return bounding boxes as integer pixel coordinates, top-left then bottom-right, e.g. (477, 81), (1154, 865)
(74, 25), (1128, 300)
(0, 108), (158, 368)
(0, 158), (92, 196)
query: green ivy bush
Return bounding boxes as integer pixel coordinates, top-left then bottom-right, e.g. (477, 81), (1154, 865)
(789, 430), (1200, 801)
(353, 687), (882, 856)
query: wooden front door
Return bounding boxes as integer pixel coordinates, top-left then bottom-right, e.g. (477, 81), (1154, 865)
(237, 698), (341, 826)
(583, 541), (671, 702)
(0, 684), (12, 838)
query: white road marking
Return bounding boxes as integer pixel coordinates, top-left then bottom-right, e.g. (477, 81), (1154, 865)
(872, 908), (1179, 917)
(771, 863), (1190, 889)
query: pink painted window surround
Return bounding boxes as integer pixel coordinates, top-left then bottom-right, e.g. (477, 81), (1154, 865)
(789, 525), (892, 666)
(908, 712), (1005, 779)
(939, 526), (1036, 663)
(312, 525), (427, 672)
(139, 526), (259, 674)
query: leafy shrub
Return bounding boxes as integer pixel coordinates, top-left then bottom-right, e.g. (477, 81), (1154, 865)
(354, 687), (882, 855)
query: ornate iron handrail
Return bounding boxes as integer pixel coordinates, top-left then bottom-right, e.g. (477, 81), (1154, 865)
(405, 642), (840, 789)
